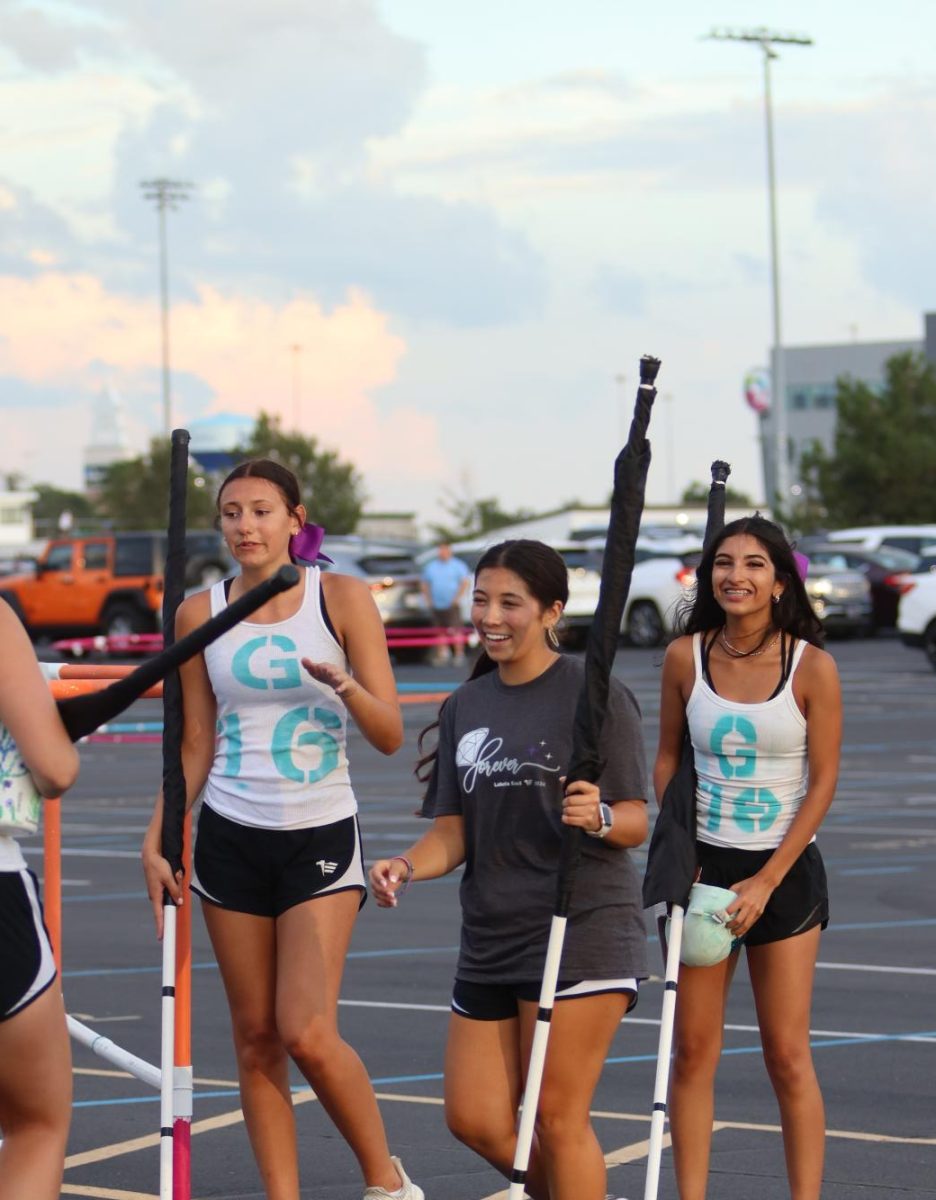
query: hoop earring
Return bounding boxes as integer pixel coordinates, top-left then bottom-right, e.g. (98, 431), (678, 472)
(546, 625), (560, 650)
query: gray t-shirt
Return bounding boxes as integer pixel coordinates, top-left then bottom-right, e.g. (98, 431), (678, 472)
(421, 655), (649, 984)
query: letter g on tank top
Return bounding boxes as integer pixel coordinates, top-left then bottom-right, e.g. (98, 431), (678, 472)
(201, 567), (357, 830)
(688, 632), (810, 851)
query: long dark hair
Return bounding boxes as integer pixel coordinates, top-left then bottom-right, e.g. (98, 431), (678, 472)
(674, 514), (824, 646)
(415, 539), (570, 782)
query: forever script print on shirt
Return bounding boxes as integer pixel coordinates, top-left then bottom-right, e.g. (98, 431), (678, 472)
(455, 727), (563, 793)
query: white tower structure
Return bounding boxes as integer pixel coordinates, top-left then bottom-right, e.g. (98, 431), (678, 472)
(83, 386), (134, 495)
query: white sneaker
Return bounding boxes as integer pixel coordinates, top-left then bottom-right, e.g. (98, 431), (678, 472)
(363, 1155), (424, 1200)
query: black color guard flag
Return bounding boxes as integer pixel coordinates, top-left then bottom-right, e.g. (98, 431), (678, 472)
(161, 429), (190, 877)
(641, 459), (731, 911)
(560, 354), (660, 912)
(55, 566), (301, 742)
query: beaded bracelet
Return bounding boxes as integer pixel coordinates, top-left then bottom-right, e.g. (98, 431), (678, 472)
(389, 855), (415, 896)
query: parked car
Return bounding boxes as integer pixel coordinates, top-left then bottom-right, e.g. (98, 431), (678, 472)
(320, 537), (429, 631)
(794, 540), (920, 630)
(802, 565), (871, 636)
(897, 571), (936, 670)
(618, 553), (698, 647)
(0, 531), (231, 638)
(819, 525), (936, 557)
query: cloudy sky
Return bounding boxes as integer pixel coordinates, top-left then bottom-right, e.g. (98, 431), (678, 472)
(1, 0), (933, 528)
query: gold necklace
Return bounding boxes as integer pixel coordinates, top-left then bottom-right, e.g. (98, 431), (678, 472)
(720, 628), (780, 659)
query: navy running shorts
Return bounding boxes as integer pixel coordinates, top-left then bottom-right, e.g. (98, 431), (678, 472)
(451, 976), (639, 1021)
(695, 840), (829, 947)
(191, 803), (366, 918)
(0, 868), (57, 1021)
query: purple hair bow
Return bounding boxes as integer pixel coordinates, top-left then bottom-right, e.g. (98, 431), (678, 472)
(793, 551), (809, 581)
(288, 523), (333, 565)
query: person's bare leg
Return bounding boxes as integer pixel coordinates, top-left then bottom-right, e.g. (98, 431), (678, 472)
(748, 929), (824, 1200)
(443, 1010), (550, 1200)
(0, 986), (72, 1200)
(518, 992), (629, 1200)
(669, 954), (739, 1200)
(275, 891), (403, 1192)
(201, 902), (299, 1200)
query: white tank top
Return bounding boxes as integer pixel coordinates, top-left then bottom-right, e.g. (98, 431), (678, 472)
(688, 632), (810, 851)
(201, 567), (357, 830)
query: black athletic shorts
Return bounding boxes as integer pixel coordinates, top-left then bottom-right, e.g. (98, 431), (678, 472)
(0, 868), (57, 1021)
(192, 803), (366, 918)
(696, 840), (829, 947)
(451, 976), (639, 1021)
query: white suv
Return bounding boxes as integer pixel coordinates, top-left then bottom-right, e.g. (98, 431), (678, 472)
(620, 553), (697, 646)
(898, 571), (936, 671)
(823, 525), (936, 557)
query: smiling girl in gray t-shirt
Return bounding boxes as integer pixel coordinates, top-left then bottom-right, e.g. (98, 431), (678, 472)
(370, 539), (648, 1200)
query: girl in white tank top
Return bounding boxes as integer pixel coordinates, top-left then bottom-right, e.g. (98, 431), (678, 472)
(653, 514), (842, 1200)
(140, 460), (424, 1200)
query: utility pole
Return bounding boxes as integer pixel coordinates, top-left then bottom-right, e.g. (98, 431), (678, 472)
(706, 27), (812, 509)
(290, 343), (303, 430)
(140, 178), (192, 436)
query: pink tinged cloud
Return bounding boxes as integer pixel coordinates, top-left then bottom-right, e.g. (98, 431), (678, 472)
(0, 272), (445, 481)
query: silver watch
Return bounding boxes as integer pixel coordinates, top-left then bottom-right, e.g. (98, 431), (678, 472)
(586, 801), (613, 839)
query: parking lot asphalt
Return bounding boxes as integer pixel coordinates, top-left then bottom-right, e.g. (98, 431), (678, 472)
(24, 635), (936, 1199)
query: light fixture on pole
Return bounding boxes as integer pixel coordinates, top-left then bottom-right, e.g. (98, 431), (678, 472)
(705, 27), (812, 508)
(140, 178), (193, 437)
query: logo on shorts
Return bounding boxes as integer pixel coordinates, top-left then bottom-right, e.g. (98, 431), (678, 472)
(316, 859), (339, 875)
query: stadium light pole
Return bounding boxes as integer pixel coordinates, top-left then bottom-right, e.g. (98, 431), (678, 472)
(706, 27), (812, 509)
(290, 342), (303, 430)
(140, 179), (192, 436)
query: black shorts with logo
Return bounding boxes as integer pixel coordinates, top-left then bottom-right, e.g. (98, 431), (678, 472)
(0, 868), (57, 1022)
(451, 976), (639, 1021)
(192, 803), (367, 918)
(696, 840), (829, 947)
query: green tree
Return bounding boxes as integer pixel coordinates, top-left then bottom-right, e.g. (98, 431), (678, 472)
(429, 491), (536, 542)
(240, 413), (364, 534)
(680, 481), (754, 507)
(796, 351), (936, 527)
(96, 439), (217, 530)
(31, 485), (95, 533)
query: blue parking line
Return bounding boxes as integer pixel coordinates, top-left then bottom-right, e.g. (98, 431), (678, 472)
(837, 867), (916, 876)
(73, 1029), (936, 1112)
(62, 946), (460, 979)
(61, 914), (936, 980)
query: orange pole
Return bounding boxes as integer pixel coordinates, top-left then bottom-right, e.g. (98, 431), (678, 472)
(57, 664), (137, 680)
(43, 796), (63, 973)
(49, 679), (163, 700)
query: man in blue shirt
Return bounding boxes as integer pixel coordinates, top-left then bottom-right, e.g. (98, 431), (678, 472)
(421, 543), (471, 665)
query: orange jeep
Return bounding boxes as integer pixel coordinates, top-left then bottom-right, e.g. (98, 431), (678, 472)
(0, 532), (230, 638)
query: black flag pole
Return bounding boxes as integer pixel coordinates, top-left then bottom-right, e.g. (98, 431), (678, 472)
(55, 565), (301, 742)
(507, 355), (660, 1200)
(158, 428), (190, 1196)
(641, 459), (731, 1200)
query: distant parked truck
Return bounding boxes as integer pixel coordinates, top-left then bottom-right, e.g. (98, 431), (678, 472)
(0, 531), (230, 639)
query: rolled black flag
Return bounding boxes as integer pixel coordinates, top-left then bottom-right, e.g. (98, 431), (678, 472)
(642, 459), (731, 910)
(559, 354), (660, 912)
(161, 429), (189, 876)
(56, 565), (301, 742)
